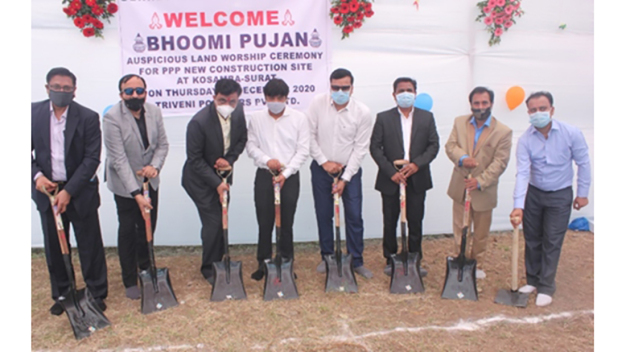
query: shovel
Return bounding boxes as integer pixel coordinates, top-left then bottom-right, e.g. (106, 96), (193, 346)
(441, 177), (478, 301)
(324, 170), (358, 293)
(263, 169), (299, 301)
(139, 180), (179, 314)
(494, 218), (529, 307)
(42, 186), (111, 340)
(389, 160), (424, 294)
(211, 166), (247, 301)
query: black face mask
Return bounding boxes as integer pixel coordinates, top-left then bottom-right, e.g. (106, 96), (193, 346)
(49, 90), (74, 108)
(124, 98), (145, 112)
(471, 107), (491, 121)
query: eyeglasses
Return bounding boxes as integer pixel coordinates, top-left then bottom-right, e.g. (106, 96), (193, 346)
(331, 85), (351, 92)
(122, 87), (146, 95)
(48, 85), (75, 93)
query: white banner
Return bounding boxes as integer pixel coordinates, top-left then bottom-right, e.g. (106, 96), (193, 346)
(117, 0), (331, 116)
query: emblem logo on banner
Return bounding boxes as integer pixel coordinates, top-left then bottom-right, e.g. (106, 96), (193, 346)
(118, 0), (331, 116)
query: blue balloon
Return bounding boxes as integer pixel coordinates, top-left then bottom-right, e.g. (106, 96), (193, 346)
(414, 93), (433, 111)
(102, 104), (113, 116)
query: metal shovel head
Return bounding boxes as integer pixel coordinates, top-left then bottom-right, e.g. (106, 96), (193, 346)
(139, 267), (179, 314)
(441, 256), (478, 301)
(263, 257), (299, 301)
(324, 253), (358, 293)
(57, 287), (111, 340)
(210, 260), (247, 301)
(390, 252), (424, 294)
(495, 289), (529, 307)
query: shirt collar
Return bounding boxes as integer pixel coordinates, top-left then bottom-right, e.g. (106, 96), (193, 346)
(470, 114), (492, 128)
(397, 107), (414, 119)
(49, 101), (69, 122)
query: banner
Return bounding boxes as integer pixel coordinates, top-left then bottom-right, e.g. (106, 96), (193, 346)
(118, 0), (331, 116)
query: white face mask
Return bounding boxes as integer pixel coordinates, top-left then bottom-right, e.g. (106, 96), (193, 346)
(216, 104), (235, 118)
(267, 102), (286, 115)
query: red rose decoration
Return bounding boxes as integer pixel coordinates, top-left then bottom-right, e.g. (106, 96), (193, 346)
(330, 7), (339, 14)
(356, 12), (364, 21)
(349, 1), (360, 13)
(339, 3), (350, 14)
(83, 27), (95, 37)
(347, 16), (355, 23)
(354, 21), (362, 29)
(342, 25), (353, 34)
(93, 19), (104, 29)
(365, 10), (374, 18)
(107, 3), (118, 14)
(71, 0), (82, 10)
(333, 16), (343, 25)
(92, 6), (104, 16)
(86, 0), (96, 6)
(82, 14), (94, 24)
(73, 17), (85, 28)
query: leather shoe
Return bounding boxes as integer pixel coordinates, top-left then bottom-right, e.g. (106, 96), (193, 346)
(316, 261), (326, 274)
(383, 264), (392, 277)
(419, 267), (428, 278)
(251, 267), (265, 281)
(50, 302), (64, 316)
(95, 298), (107, 312)
(354, 265), (373, 279)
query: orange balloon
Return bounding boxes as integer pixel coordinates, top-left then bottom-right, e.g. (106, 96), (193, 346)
(506, 86), (525, 110)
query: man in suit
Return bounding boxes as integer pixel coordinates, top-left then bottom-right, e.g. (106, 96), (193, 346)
(32, 67), (108, 315)
(103, 74), (169, 300)
(445, 86), (512, 279)
(370, 77), (439, 277)
(182, 79), (248, 285)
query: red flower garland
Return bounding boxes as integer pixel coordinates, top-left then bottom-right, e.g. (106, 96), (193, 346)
(330, 0), (374, 39)
(62, 0), (118, 38)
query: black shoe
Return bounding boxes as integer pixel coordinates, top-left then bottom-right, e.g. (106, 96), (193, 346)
(419, 267), (428, 278)
(50, 302), (64, 316)
(206, 276), (215, 286)
(251, 268), (265, 281)
(94, 298), (107, 312)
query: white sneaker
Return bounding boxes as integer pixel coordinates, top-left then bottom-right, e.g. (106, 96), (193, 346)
(536, 293), (553, 307)
(518, 284), (537, 294)
(475, 269), (486, 279)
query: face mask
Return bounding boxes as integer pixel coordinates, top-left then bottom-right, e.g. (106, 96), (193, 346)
(267, 102), (286, 115)
(396, 92), (416, 109)
(124, 98), (145, 112)
(529, 111), (551, 128)
(49, 90), (74, 108)
(471, 107), (491, 121)
(331, 90), (350, 105)
(216, 104), (235, 118)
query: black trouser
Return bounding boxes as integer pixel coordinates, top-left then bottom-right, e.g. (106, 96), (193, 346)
(39, 192), (108, 301)
(254, 168), (300, 266)
(113, 185), (158, 288)
(381, 183), (426, 264)
(523, 185), (573, 296)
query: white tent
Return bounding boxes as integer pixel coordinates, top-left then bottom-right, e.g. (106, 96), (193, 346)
(30, 0), (593, 248)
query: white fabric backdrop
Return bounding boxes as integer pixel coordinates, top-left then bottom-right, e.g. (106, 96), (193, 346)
(31, 0), (594, 247)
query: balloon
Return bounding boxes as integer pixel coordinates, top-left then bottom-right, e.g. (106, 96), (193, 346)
(414, 93), (433, 111)
(505, 86), (525, 110)
(102, 104), (113, 116)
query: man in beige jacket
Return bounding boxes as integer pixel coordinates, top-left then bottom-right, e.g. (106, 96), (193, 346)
(445, 87), (512, 279)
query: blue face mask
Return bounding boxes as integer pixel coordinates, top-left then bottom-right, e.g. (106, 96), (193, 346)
(396, 92), (416, 109)
(331, 90), (350, 105)
(529, 111), (551, 128)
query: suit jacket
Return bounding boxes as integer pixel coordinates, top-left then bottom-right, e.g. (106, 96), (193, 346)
(181, 102), (247, 191)
(445, 114), (512, 212)
(103, 101), (169, 197)
(370, 107), (440, 195)
(31, 100), (101, 218)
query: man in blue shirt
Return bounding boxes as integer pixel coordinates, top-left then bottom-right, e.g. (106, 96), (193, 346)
(510, 91), (591, 307)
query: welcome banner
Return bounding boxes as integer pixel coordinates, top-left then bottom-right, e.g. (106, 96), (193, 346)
(117, 0), (331, 116)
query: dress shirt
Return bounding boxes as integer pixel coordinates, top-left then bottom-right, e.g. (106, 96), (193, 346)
(246, 106), (310, 179)
(308, 93), (372, 182)
(48, 102), (68, 181)
(398, 107), (414, 161)
(513, 119), (591, 209)
(459, 114), (492, 166)
(134, 108), (149, 150)
(218, 111), (231, 154)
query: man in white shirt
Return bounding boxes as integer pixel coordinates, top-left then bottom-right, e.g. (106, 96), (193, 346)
(307, 68), (374, 279)
(246, 78), (310, 281)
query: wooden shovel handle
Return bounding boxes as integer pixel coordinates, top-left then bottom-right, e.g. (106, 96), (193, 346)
(142, 182), (153, 243)
(41, 185), (70, 255)
(511, 218), (520, 291)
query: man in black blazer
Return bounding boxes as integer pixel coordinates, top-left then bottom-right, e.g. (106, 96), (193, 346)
(181, 79), (248, 285)
(370, 77), (439, 276)
(32, 67), (108, 315)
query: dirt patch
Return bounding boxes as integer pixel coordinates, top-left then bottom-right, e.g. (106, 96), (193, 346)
(31, 230), (593, 351)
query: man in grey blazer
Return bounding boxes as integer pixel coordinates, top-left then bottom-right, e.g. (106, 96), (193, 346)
(181, 79), (247, 285)
(370, 77), (439, 277)
(103, 74), (169, 300)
